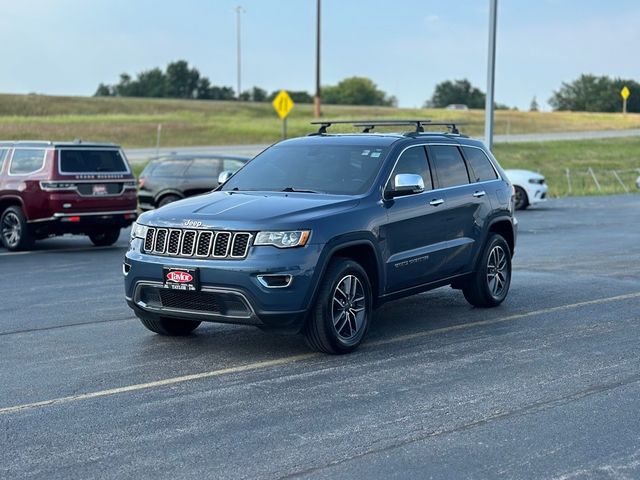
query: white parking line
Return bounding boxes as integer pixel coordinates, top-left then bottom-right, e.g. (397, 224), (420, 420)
(1, 291), (639, 415)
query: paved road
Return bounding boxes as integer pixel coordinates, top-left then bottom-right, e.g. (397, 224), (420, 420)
(1, 195), (640, 479)
(124, 129), (640, 163)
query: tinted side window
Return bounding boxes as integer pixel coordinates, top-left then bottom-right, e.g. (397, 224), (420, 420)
(10, 149), (46, 175)
(186, 159), (223, 177)
(146, 161), (188, 177)
(463, 147), (498, 182)
(389, 146), (432, 191)
(430, 145), (469, 188)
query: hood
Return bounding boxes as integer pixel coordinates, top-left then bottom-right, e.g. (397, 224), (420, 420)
(139, 191), (360, 230)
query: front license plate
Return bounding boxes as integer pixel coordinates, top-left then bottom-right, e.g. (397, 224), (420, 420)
(163, 267), (200, 291)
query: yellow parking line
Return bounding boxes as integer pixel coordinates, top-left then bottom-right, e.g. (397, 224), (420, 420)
(1, 291), (639, 415)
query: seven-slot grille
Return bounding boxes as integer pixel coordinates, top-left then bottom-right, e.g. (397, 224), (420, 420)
(143, 228), (252, 259)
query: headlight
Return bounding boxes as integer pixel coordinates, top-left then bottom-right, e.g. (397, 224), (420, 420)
(130, 222), (149, 240)
(254, 230), (310, 248)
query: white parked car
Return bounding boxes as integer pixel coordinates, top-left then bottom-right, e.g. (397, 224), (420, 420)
(636, 175), (640, 189)
(505, 169), (548, 210)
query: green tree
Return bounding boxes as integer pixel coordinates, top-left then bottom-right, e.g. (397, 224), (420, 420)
(529, 96), (539, 112)
(322, 77), (394, 106)
(549, 74), (640, 112)
(426, 79), (485, 108)
(164, 60), (200, 98)
(94, 83), (113, 96)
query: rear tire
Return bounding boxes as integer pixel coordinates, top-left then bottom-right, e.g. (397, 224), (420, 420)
(514, 186), (529, 210)
(89, 228), (121, 247)
(304, 258), (372, 354)
(462, 234), (512, 308)
(157, 194), (181, 208)
(1, 206), (34, 251)
(138, 315), (201, 336)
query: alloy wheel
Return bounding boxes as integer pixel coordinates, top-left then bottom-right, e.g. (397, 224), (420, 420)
(486, 245), (508, 298)
(331, 274), (366, 340)
(1, 212), (21, 248)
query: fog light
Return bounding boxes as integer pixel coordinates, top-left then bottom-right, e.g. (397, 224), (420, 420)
(257, 274), (293, 288)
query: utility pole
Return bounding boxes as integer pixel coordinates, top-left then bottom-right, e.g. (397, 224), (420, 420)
(234, 5), (245, 100)
(484, 0), (498, 150)
(314, 0), (322, 118)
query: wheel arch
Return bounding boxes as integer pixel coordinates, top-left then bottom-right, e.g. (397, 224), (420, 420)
(0, 196), (26, 216)
(307, 234), (384, 312)
(154, 189), (185, 205)
(487, 217), (515, 257)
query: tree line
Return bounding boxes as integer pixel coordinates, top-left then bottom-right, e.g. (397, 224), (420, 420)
(95, 60), (395, 106)
(95, 60), (637, 112)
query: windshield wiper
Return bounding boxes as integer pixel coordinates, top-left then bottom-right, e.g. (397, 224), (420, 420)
(281, 187), (318, 193)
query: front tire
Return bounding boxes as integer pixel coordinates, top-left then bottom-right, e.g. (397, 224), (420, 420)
(462, 234), (512, 308)
(304, 258), (373, 354)
(1, 206), (34, 251)
(89, 228), (121, 247)
(138, 314), (201, 336)
(157, 194), (181, 208)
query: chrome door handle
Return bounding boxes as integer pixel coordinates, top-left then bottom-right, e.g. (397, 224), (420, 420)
(429, 198), (445, 206)
(472, 190), (486, 198)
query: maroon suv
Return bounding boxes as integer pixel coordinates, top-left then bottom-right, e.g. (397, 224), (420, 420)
(0, 141), (137, 251)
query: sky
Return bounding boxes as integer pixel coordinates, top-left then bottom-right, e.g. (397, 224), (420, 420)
(1, 0), (639, 110)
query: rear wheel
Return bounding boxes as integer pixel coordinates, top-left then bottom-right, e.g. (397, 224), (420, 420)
(514, 186), (529, 210)
(138, 315), (201, 336)
(157, 194), (181, 208)
(462, 234), (512, 308)
(304, 258), (372, 354)
(89, 228), (121, 247)
(1, 206), (34, 251)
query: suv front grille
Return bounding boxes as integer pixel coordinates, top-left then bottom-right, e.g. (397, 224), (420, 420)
(143, 228), (252, 260)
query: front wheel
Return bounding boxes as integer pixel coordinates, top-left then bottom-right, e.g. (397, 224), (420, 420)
(89, 228), (121, 247)
(462, 234), (512, 308)
(304, 258), (373, 354)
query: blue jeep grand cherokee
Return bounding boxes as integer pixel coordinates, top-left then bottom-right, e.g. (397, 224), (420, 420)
(125, 120), (516, 354)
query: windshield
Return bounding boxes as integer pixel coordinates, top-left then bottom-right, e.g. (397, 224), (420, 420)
(59, 149), (128, 173)
(221, 143), (388, 195)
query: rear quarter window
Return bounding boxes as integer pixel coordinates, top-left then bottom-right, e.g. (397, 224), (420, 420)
(9, 149), (46, 175)
(59, 149), (128, 173)
(463, 147), (498, 182)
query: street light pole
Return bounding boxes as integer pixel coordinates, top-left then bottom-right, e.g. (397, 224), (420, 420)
(484, 0), (498, 150)
(235, 5), (245, 100)
(314, 0), (322, 118)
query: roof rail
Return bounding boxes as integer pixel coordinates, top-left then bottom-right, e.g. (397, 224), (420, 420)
(309, 119), (463, 135)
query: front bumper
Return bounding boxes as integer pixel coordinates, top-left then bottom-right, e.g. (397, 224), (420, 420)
(527, 183), (548, 204)
(124, 238), (323, 333)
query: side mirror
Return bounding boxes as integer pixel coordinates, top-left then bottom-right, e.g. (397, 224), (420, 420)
(388, 173), (424, 198)
(218, 170), (234, 185)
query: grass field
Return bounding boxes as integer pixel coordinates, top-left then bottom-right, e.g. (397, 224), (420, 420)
(2, 93), (640, 147)
(2, 94), (639, 197)
(494, 138), (640, 196)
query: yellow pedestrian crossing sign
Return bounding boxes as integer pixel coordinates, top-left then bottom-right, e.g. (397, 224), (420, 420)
(621, 86), (630, 100)
(272, 90), (294, 119)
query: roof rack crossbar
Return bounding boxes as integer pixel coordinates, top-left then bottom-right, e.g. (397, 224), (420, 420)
(309, 119), (463, 135)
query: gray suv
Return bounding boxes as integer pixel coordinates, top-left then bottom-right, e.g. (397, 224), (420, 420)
(125, 120), (517, 354)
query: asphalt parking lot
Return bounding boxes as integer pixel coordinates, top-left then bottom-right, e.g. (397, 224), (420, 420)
(1, 194), (639, 479)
